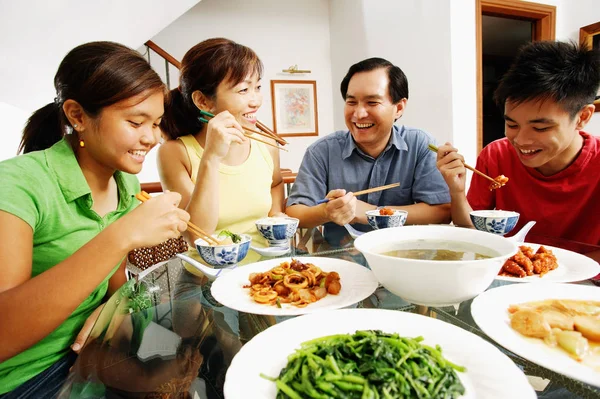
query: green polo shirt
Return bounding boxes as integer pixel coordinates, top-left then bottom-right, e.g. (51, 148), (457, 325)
(0, 138), (140, 394)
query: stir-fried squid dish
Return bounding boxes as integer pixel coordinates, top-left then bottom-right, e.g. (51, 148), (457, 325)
(509, 299), (600, 369)
(500, 245), (558, 278)
(244, 259), (341, 308)
(489, 174), (509, 190)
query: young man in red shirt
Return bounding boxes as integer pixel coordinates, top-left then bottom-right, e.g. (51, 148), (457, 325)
(436, 41), (600, 264)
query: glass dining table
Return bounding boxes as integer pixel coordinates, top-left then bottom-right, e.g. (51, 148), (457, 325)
(58, 227), (600, 399)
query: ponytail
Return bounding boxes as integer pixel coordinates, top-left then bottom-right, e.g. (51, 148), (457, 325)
(19, 103), (65, 154)
(160, 88), (203, 140)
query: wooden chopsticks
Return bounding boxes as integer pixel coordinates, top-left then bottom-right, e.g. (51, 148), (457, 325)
(199, 110), (288, 152)
(315, 182), (401, 204)
(427, 144), (504, 187)
(135, 191), (220, 246)
(256, 120), (288, 146)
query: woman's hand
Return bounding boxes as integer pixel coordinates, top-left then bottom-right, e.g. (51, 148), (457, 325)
(118, 191), (190, 250)
(72, 304), (105, 353)
(203, 111), (247, 161)
(436, 142), (467, 195)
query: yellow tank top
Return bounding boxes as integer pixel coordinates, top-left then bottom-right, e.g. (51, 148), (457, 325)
(178, 134), (274, 249)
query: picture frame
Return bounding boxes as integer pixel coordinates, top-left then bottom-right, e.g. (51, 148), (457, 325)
(579, 21), (600, 112)
(270, 80), (318, 137)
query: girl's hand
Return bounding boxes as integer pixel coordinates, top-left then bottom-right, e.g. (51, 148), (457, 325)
(118, 191), (190, 250)
(203, 111), (247, 161)
(72, 304), (104, 353)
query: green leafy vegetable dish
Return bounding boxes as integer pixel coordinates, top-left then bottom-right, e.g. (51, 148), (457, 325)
(218, 229), (242, 244)
(262, 330), (466, 399)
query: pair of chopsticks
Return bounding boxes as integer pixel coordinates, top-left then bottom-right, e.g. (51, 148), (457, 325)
(135, 191), (220, 246)
(427, 144), (503, 187)
(315, 182), (401, 205)
(199, 110), (288, 152)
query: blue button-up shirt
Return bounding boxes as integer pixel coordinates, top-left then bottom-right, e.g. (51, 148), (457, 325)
(287, 124), (450, 238)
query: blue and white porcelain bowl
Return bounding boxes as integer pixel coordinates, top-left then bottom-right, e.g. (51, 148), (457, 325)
(366, 209), (408, 230)
(470, 210), (520, 235)
(194, 234), (252, 268)
(255, 217), (299, 247)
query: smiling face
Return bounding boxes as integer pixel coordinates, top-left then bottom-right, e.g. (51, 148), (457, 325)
(211, 71), (262, 129)
(343, 68), (405, 158)
(81, 89), (164, 174)
(503, 99), (592, 175)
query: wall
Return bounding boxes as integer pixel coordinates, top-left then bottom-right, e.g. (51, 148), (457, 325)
(0, 0), (199, 162)
(557, 0), (600, 134)
(329, 0), (455, 147)
(143, 0), (334, 182)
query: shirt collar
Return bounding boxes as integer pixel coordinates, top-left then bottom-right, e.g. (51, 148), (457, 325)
(341, 124), (408, 160)
(46, 139), (91, 202)
(46, 138), (137, 207)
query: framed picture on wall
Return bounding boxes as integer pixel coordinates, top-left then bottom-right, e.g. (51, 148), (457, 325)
(270, 80), (318, 137)
(580, 21), (600, 112)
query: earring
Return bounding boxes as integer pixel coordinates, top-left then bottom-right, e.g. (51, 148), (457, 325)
(79, 139), (85, 148)
(73, 124), (78, 128)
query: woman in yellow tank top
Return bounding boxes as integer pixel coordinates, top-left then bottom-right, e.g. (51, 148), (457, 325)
(157, 38), (286, 248)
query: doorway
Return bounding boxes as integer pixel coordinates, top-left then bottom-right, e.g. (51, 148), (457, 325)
(482, 16), (532, 147)
(476, 0), (556, 152)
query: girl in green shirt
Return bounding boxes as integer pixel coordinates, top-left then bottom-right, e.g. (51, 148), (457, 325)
(0, 41), (190, 398)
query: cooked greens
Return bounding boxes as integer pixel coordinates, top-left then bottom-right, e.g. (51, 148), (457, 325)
(262, 330), (465, 399)
(218, 229), (242, 243)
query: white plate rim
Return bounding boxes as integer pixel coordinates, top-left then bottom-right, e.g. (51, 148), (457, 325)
(210, 256), (378, 316)
(224, 308), (536, 399)
(494, 242), (600, 283)
(471, 282), (600, 388)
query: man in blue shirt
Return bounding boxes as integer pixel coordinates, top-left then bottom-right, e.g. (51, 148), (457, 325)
(286, 57), (451, 238)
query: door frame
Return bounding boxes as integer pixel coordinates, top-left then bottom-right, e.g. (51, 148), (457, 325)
(476, 0), (556, 152)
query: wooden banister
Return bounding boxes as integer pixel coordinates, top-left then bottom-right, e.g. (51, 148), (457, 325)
(145, 40), (181, 69)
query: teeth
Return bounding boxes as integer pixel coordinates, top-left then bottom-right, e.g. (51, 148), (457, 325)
(243, 113), (255, 119)
(130, 150), (147, 156)
(520, 149), (539, 154)
(356, 123), (374, 128)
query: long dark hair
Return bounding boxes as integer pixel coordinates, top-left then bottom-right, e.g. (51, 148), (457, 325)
(19, 41), (165, 154)
(161, 38), (263, 139)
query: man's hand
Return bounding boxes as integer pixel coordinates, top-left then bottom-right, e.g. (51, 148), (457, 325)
(323, 189), (357, 226)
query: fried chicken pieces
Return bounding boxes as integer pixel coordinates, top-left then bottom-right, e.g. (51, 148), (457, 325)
(500, 245), (558, 278)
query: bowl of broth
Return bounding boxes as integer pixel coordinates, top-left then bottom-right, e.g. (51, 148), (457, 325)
(354, 225), (518, 306)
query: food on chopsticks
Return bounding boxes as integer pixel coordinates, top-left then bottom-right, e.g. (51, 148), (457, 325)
(499, 245), (558, 278)
(378, 207), (394, 216)
(261, 330), (466, 399)
(489, 174), (509, 191)
(244, 259), (341, 308)
(508, 299), (600, 366)
(215, 229), (242, 245)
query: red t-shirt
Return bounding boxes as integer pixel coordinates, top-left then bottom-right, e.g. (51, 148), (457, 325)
(467, 132), (600, 247)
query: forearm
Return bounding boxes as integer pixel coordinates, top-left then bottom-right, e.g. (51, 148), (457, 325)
(352, 201), (377, 224)
(449, 193), (474, 228)
(383, 203), (452, 225)
(286, 204), (329, 228)
(0, 223), (130, 361)
(269, 181), (285, 216)
(186, 157), (220, 235)
(107, 259), (128, 297)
